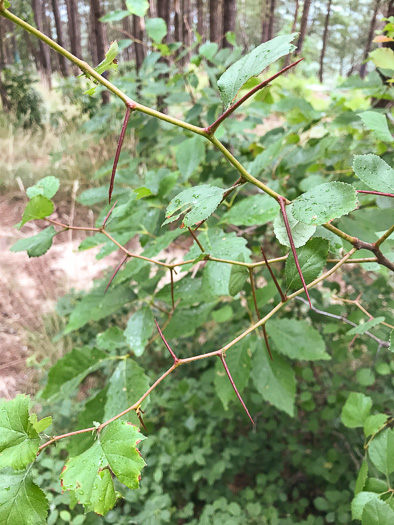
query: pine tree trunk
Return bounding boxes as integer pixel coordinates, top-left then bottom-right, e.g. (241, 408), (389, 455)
(32, 0), (52, 87)
(51, 0), (68, 76)
(183, 0), (192, 59)
(283, 0), (299, 68)
(66, 0), (82, 58)
(133, 15), (146, 73)
(223, 0), (236, 48)
(318, 0), (332, 82)
(267, 0), (276, 41)
(89, 0), (110, 104)
(210, 0), (221, 44)
(296, 0), (312, 54)
(174, 0), (182, 42)
(360, 0), (381, 79)
(197, 0), (204, 40)
(158, 0), (171, 43)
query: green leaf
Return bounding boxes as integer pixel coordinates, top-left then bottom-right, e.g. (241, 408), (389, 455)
(176, 136), (206, 182)
(20, 195), (54, 228)
(285, 238), (329, 290)
(64, 285), (136, 333)
(0, 468), (48, 525)
(163, 185), (227, 227)
(124, 307), (154, 357)
(352, 492), (380, 520)
(41, 347), (108, 401)
(273, 205), (316, 248)
(368, 429), (394, 477)
(93, 41), (119, 75)
(28, 414), (52, 434)
(146, 18), (167, 44)
(214, 339), (251, 410)
(353, 154), (394, 193)
(217, 34), (297, 109)
(364, 414), (388, 437)
(96, 326), (127, 352)
(100, 10), (130, 22)
(229, 263), (249, 296)
(347, 316), (385, 336)
(221, 193), (279, 226)
(10, 226), (56, 258)
(125, 0), (149, 17)
(0, 396), (40, 470)
(4, 1), (11, 8)
(199, 42), (218, 60)
(292, 182), (358, 226)
(164, 302), (216, 339)
(61, 421), (146, 515)
(268, 318), (330, 361)
(355, 461), (368, 495)
(369, 48), (394, 70)
(26, 176), (60, 199)
(104, 359), (150, 424)
(359, 111), (393, 142)
(341, 392), (372, 428)
(362, 498), (394, 525)
(251, 338), (296, 417)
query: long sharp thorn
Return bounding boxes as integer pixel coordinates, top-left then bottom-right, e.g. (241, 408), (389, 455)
(262, 325), (273, 361)
(154, 319), (178, 362)
(278, 198), (311, 308)
(220, 354), (255, 426)
(249, 268), (273, 360)
(260, 246), (286, 302)
(136, 410), (148, 432)
(170, 268), (175, 311)
(102, 200), (118, 228)
(105, 254), (128, 293)
(109, 105), (132, 204)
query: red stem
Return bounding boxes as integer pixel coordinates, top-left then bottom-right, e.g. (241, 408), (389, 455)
(262, 326), (273, 361)
(102, 200), (118, 227)
(206, 58), (304, 134)
(109, 105), (132, 203)
(154, 319), (178, 363)
(357, 190), (394, 198)
(278, 198), (311, 307)
(105, 254), (128, 293)
(260, 247), (286, 302)
(220, 354), (255, 426)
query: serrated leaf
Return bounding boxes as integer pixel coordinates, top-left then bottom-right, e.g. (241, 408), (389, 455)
(124, 307), (154, 357)
(273, 205), (316, 248)
(163, 185), (227, 227)
(61, 421), (145, 515)
(217, 34), (297, 109)
(364, 414), (388, 437)
(292, 182), (358, 226)
(285, 238), (328, 290)
(29, 415), (52, 434)
(0, 396), (40, 470)
(221, 193), (279, 226)
(26, 176), (60, 199)
(0, 468), (49, 525)
(164, 302), (216, 339)
(96, 326), (127, 352)
(359, 111), (393, 142)
(104, 359), (150, 424)
(229, 257), (249, 296)
(353, 154), (394, 193)
(341, 392), (372, 428)
(368, 429), (394, 477)
(347, 316), (385, 336)
(64, 285), (136, 333)
(42, 347), (108, 401)
(362, 498), (394, 525)
(251, 338), (296, 417)
(126, 0), (149, 17)
(214, 339), (251, 410)
(146, 18), (167, 44)
(100, 10), (130, 22)
(19, 195), (54, 228)
(352, 491), (381, 520)
(176, 136), (205, 182)
(268, 318), (330, 361)
(369, 48), (394, 70)
(10, 226), (56, 258)
(355, 461), (368, 496)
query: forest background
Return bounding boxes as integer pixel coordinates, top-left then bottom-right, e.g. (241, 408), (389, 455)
(0, 1), (394, 524)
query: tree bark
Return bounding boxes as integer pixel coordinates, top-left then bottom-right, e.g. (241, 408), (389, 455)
(210, 0), (221, 44)
(296, 0), (312, 55)
(66, 0), (82, 59)
(197, 0), (204, 40)
(267, 0), (276, 41)
(158, 0), (171, 43)
(318, 0), (332, 82)
(174, 0), (182, 42)
(283, 0), (299, 68)
(89, 0), (110, 104)
(32, 0), (52, 87)
(51, 0), (69, 76)
(133, 15), (146, 73)
(360, 0), (381, 79)
(183, 0), (192, 58)
(223, 0), (236, 48)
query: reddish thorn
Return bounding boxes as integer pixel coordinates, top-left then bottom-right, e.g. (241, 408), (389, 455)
(170, 268), (175, 311)
(220, 354), (255, 426)
(105, 254), (128, 293)
(136, 411), (148, 433)
(154, 319), (178, 362)
(102, 200), (118, 228)
(260, 247), (286, 302)
(278, 198), (311, 308)
(262, 325), (273, 361)
(109, 105), (132, 204)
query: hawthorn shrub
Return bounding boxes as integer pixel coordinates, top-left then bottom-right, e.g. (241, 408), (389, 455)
(0, 3), (394, 525)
